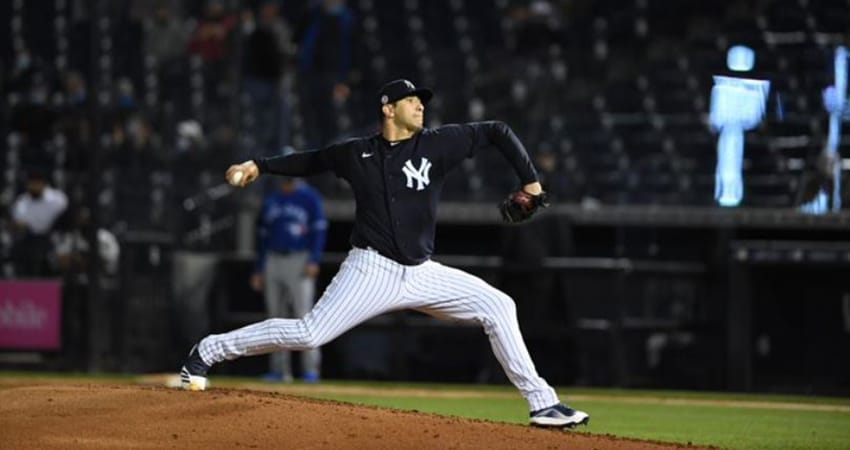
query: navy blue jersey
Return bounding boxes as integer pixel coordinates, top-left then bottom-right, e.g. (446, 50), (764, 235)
(254, 121), (539, 265)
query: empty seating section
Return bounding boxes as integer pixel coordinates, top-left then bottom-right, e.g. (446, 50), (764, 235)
(3, 0), (848, 244)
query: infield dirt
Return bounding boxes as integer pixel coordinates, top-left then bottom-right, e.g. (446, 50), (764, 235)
(0, 383), (712, 449)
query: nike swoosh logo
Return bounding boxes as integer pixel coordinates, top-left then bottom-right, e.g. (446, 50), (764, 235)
(361, 152), (374, 158)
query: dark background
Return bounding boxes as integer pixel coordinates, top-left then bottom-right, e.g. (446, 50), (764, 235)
(1, 0), (849, 396)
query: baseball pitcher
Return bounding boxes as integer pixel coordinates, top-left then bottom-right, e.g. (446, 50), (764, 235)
(180, 79), (589, 429)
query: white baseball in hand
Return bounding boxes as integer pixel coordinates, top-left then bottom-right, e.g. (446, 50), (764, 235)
(229, 170), (244, 186)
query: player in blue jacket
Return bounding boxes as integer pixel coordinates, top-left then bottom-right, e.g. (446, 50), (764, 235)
(252, 176), (326, 383)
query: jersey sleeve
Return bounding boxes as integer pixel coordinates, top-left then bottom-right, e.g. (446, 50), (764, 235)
(434, 121), (539, 185)
(254, 140), (354, 177)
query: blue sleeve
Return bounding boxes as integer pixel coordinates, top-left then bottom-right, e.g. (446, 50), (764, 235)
(255, 200), (269, 272)
(307, 190), (327, 265)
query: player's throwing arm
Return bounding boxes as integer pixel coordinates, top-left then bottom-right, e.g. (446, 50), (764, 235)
(227, 161), (260, 187)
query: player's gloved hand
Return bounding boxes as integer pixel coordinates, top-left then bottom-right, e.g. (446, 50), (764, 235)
(499, 189), (550, 223)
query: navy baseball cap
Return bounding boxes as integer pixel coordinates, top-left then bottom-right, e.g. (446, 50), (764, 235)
(379, 79), (433, 106)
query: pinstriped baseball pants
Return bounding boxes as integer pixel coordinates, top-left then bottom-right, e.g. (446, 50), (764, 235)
(198, 247), (560, 411)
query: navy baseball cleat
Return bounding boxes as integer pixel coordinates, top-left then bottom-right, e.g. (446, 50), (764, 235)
(180, 344), (210, 391)
(529, 403), (590, 428)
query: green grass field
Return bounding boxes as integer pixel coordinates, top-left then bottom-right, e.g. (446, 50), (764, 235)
(3, 372), (850, 449)
(217, 378), (850, 450)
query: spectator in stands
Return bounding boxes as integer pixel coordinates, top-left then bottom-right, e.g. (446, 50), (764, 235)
(10, 171), (69, 276)
(55, 206), (121, 278)
(108, 116), (165, 229)
(174, 119), (206, 165)
(297, 0), (355, 147)
(54, 71), (93, 172)
(110, 116), (163, 175)
(252, 176), (327, 383)
(242, 2), (294, 155)
(508, 1), (564, 57)
(189, 0), (237, 63)
(144, 3), (189, 66)
(144, 3), (190, 110)
(189, 0), (237, 105)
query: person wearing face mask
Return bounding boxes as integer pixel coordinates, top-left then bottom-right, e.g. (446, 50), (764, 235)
(10, 171), (69, 276)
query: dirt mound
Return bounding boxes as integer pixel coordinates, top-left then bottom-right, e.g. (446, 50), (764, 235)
(0, 383), (707, 449)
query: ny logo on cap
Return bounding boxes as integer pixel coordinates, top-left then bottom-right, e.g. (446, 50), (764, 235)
(404, 80), (415, 90)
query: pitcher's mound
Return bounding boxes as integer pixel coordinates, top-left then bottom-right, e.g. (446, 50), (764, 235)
(0, 383), (706, 449)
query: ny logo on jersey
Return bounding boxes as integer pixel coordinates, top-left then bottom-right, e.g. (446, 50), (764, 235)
(402, 157), (432, 191)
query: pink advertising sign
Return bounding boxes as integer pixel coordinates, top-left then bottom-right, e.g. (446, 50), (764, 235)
(0, 281), (62, 350)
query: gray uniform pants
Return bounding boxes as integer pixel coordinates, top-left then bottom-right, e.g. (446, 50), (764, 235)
(264, 251), (320, 378)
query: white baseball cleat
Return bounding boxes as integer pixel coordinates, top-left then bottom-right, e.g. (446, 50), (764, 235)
(529, 403), (590, 428)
